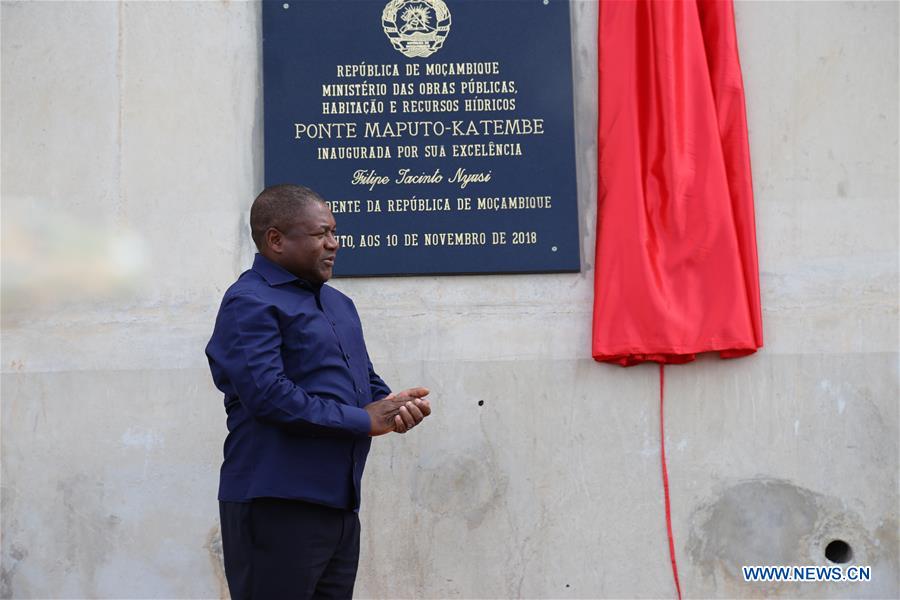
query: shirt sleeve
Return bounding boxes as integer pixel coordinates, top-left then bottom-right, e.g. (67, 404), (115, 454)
(206, 291), (371, 437)
(366, 352), (392, 402)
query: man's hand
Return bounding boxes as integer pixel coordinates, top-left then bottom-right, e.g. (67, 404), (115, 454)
(364, 387), (430, 436)
(391, 388), (432, 434)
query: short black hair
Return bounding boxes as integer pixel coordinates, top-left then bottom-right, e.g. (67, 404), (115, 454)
(250, 184), (327, 250)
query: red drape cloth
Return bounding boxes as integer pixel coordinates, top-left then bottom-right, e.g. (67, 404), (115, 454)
(593, 0), (763, 367)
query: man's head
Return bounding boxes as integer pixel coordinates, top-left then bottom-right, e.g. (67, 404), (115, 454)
(250, 184), (338, 284)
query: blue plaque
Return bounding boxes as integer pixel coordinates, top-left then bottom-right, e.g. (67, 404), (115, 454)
(263, 0), (579, 276)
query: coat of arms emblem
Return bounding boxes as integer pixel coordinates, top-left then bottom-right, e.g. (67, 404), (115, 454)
(382, 0), (451, 58)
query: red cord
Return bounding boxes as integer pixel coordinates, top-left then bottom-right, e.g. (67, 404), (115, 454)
(659, 364), (683, 600)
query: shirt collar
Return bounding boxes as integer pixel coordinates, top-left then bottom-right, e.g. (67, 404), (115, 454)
(252, 253), (320, 290)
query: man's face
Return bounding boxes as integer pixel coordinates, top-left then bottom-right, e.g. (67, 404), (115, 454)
(269, 201), (339, 284)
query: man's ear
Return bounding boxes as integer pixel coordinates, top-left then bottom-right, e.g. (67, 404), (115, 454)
(264, 227), (283, 254)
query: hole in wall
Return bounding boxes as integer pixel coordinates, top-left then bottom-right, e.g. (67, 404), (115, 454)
(824, 539), (853, 564)
(478, 400), (484, 406)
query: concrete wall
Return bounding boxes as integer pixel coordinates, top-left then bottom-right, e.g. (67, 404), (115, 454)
(2, 1), (897, 598)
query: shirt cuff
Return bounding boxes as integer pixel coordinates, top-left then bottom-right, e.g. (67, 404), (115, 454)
(343, 405), (371, 436)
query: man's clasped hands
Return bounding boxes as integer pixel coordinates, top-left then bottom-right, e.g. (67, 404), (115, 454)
(364, 387), (431, 436)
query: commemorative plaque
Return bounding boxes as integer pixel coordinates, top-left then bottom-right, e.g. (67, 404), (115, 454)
(263, 0), (579, 276)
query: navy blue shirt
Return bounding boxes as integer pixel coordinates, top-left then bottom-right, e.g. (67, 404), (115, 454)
(205, 254), (390, 509)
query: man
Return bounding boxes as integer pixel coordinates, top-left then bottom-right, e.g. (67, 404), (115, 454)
(206, 184), (431, 599)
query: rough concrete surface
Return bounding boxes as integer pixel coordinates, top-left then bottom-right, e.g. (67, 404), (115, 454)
(1, 0), (898, 598)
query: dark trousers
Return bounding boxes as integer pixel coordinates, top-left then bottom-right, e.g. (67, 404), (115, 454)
(219, 498), (361, 600)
